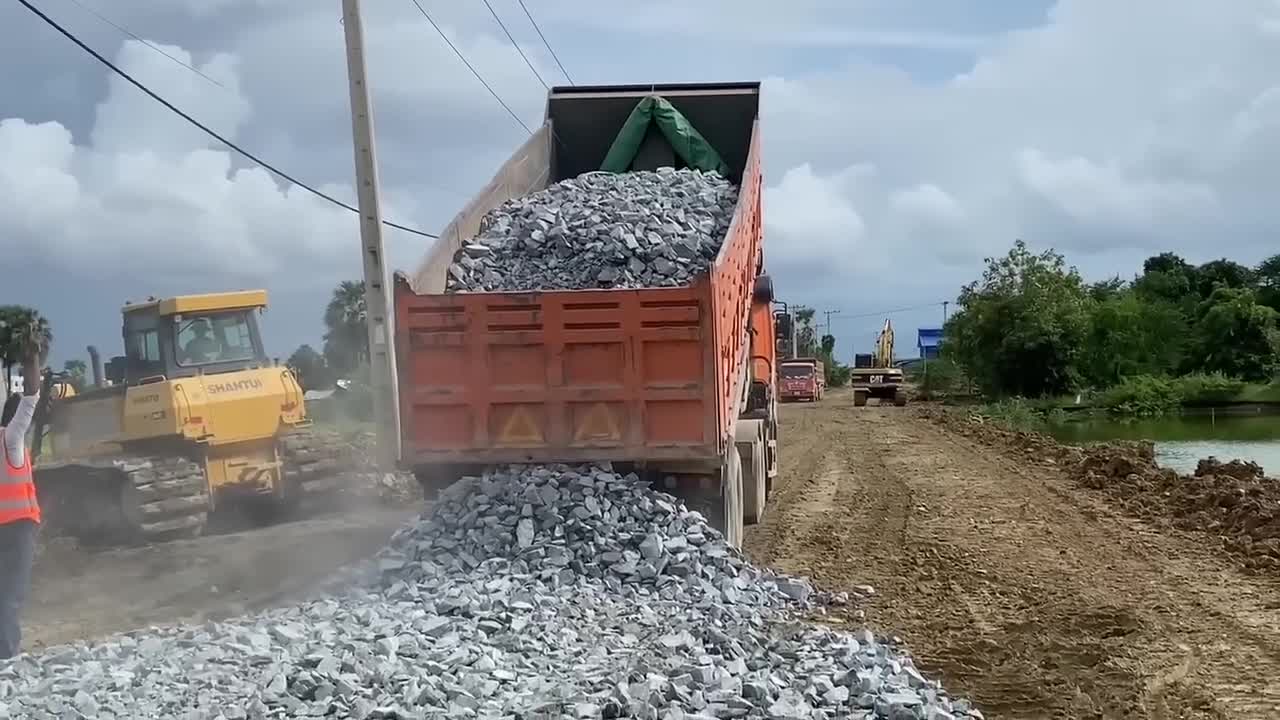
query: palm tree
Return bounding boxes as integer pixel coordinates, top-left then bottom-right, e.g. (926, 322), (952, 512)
(322, 281), (368, 374)
(0, 306), (52, 398)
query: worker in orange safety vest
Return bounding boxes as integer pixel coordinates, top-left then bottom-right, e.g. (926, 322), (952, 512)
(0, 348), (42, 659)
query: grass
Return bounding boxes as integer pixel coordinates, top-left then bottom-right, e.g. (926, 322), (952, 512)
(975, 398), (1068, 433)
(1236, 381), (1280, 403)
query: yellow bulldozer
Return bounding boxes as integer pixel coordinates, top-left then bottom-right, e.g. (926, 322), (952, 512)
(29, 290), (350, 545)
(849, 318), (907, 407)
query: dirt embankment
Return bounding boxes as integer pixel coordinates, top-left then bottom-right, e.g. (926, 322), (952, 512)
(922, 407), (1280, 572)
(749, 391), (1280, 719)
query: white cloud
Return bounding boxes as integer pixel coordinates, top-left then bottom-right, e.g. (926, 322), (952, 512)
(0, 38), (370, 285)
(889, 184), (964, 225)
(5, 0), (1280, 359)
(1016, 148), (1220, 233)
(764, 163), (877, 278)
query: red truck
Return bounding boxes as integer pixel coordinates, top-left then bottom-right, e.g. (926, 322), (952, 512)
(779, 358), (825, 402)
(392, 82), (778, 547)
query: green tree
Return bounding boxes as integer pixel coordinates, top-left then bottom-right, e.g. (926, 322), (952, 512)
(1195, 259), (1255, 299)
(288, 344), (332, 391)
(1256, 253), (1280, 312)
(1088, 276), (1126, 302)
(1186, 287), (1280, 381)
(944, 240), (1091, 397)
(1079, 291), (1185, 386)
(0, 306), (52, 397)
(62, 359), (88, 392)
(1132, 253), (1197, 312)
(793, 306), (818, 357)
(322, 281), (368, 375)
(816, 333), (850, 386)
(1143, 252), (1194, 277)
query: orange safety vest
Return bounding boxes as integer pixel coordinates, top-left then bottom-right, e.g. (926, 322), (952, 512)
(0, 429), (40, 525)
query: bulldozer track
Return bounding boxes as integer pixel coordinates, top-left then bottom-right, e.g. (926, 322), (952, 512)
(35, 427), (358, 547)
(37, 454), (210, 545)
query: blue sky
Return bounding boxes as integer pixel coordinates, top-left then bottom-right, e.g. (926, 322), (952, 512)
(3, 0), (1278, 367)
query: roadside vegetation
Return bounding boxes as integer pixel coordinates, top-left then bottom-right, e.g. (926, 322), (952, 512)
(287, 280), (376, 426)
(928, 241), (1280, 420)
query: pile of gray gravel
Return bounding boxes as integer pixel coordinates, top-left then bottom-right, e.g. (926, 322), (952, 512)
(445, 168), (738, 292)
(0, 464), (982, 719)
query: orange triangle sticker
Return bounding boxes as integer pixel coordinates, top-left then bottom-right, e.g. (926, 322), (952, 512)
(498, 406), (544, 445)
(574, 403), (621, 442)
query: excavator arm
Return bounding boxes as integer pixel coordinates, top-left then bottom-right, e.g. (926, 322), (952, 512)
(873, 319), (895, 367)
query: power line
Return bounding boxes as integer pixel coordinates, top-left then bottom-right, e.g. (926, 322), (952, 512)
(406, 0), (532, 134)
(479, 0), (548, 90)
(63, 0), (228, 90)
(17, 0), (439, 239)
(832, 301), (948, 321)
(514, 0), (573, 85)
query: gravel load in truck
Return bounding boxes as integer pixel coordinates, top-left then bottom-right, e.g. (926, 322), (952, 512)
(3, 464), (978, 719)
(445, 168), (738, 292)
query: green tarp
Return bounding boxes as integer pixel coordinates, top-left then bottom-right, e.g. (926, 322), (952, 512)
(600, 96), (730, 176)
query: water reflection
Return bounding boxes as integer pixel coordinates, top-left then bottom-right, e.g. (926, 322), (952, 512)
(1047, 410), (1280, 475)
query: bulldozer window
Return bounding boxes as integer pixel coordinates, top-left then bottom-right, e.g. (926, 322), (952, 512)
(128, 329), (161, 363)
(175, 312), (258, 366)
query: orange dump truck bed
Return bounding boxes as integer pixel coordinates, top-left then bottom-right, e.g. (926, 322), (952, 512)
(393, 83), (772, 510)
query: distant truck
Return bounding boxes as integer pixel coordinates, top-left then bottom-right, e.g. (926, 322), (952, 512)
(779, 358), (825, 402)
(393, 82), (779, 548)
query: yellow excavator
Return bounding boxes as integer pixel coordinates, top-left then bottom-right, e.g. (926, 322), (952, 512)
(30, 290), (350, 545)
(849, 318), (907, 407)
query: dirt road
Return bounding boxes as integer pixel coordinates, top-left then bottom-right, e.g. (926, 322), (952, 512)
(25, 505), (416, 650)
(748, 390), (1280, 720)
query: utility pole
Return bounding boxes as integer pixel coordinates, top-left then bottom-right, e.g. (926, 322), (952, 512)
(342, 0), (400, 470)
(822, 309), (841, 335)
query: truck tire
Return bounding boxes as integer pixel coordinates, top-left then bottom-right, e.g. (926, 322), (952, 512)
(736, 419), (767, 525)
(853, 389), (868, 407)
(894, 388), (908, 407)
(669, 454), (744, 549)
(723, 448), (745, 547)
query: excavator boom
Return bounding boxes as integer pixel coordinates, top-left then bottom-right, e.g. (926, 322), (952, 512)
(848, 317), (906, 407)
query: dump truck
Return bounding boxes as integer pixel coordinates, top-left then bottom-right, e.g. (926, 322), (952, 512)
(29, 290), (351, 544)
(393, 82), (778, 547)
(849, 318), (906, 407)
(779, 358), (825, 402)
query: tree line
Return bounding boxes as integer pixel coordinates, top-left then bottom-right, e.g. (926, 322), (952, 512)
(942, 241), (1280, 407)
(0, 306), (72, 396)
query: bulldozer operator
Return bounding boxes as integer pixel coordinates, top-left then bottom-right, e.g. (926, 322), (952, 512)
(181, 319), (224, 364)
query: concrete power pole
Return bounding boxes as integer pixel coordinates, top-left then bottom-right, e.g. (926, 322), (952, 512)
(341, 0), (401, 470)
(822, 309), (841, 336)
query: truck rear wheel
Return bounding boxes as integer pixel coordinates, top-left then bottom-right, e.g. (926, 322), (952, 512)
(670, 451), (744, 548)
(723, 448), (745, 547)
(893, 388), (908, 406)
(736, 419), (767, 525)
(853, 389), (868, 407)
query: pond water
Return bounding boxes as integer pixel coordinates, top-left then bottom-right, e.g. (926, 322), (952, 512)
(1046, 409), (1280, 475)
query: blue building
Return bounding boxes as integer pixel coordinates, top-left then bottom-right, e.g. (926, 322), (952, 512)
(917, 328), (943, 359)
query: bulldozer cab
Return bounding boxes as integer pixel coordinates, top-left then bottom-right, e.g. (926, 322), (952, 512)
(114, 291), (271, 386)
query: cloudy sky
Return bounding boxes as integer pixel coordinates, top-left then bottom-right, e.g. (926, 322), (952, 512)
(3, 0), (1279, 368)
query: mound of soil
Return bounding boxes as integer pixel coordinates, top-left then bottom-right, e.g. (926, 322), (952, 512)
(917, 404), (1280, 572)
